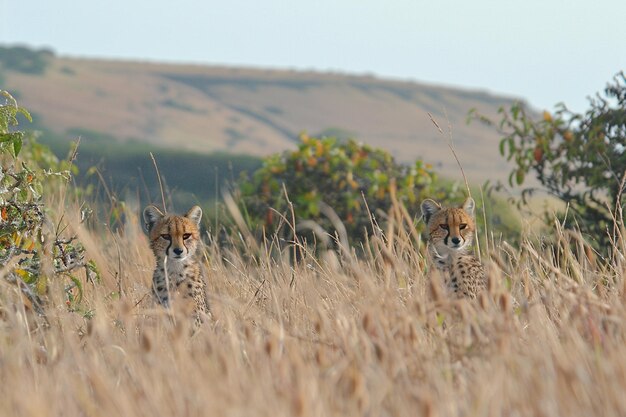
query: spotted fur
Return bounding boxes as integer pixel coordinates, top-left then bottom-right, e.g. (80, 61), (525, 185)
(421, 197), (486, 299)
(143, 205), (209, 328)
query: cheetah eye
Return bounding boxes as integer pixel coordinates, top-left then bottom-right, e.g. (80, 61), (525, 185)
(439, 224), (449, 230)
(459, 223), (467, 230)
(183, 233), (192, 240)
(161, 234), (171, 241)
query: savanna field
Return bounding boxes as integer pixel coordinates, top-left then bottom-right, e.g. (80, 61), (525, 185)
(3, 72), (626, 416)
(4, 185), (626, 417)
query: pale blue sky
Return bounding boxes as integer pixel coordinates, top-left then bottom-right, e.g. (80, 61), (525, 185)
(1, 0), (625, 113)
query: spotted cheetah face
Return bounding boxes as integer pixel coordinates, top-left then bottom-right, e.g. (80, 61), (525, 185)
(421, 197), (476, 255)
(143, 205), (202, 261)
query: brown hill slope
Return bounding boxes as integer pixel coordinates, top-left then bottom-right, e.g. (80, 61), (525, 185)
(2, 54), (520, 183)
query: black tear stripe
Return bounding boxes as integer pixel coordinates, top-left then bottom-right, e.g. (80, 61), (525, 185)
(165, 243), (172, 256)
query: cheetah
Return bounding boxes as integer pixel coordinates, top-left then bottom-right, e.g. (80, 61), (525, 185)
(421, 197), (486, 299)
(143, 205), (209, 328)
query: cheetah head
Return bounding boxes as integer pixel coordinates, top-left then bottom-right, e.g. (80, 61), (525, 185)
(421, 197), (476, 255)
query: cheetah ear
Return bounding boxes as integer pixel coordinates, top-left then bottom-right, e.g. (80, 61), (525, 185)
(143, 205), (164, 232)
(185, 205), (203, 226)
(420, 199), (441, 224)
(462, 197), (475, 216)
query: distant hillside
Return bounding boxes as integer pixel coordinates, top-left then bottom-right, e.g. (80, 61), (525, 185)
(0, 46), (522, 183)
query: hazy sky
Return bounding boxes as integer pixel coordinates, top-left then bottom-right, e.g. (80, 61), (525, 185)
(1, 0), (625, 113)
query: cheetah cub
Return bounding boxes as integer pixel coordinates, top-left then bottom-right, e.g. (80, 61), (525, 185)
(421, 197), (486, 299)
(143, 205), (209, 327)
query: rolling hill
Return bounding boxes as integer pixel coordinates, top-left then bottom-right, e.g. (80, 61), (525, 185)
(0, 46), (522, 184)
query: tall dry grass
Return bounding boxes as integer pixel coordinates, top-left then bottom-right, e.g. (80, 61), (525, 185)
(2, 189), (626, 417)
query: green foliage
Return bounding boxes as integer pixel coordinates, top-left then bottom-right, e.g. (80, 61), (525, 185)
(0, 91), (95, 316)
(0, 91), (31, 157)
(0, 45), (53, 75)
(470, 72), (626, 249)
(237, 134), (461, 246)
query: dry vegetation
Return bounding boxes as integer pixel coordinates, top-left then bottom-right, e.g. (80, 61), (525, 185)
(2, 185), (626, 417)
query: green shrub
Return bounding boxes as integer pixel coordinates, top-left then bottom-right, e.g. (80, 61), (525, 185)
(236, 134), (462, 248)
(0, 91), (97, 316)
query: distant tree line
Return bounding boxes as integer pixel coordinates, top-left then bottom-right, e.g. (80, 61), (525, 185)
(40, 128), (263, 215)
(0, 45), (54, 75)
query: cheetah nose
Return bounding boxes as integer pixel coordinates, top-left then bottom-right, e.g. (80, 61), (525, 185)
(451, 237), (461, 245)
(173, 248), (184, 256)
